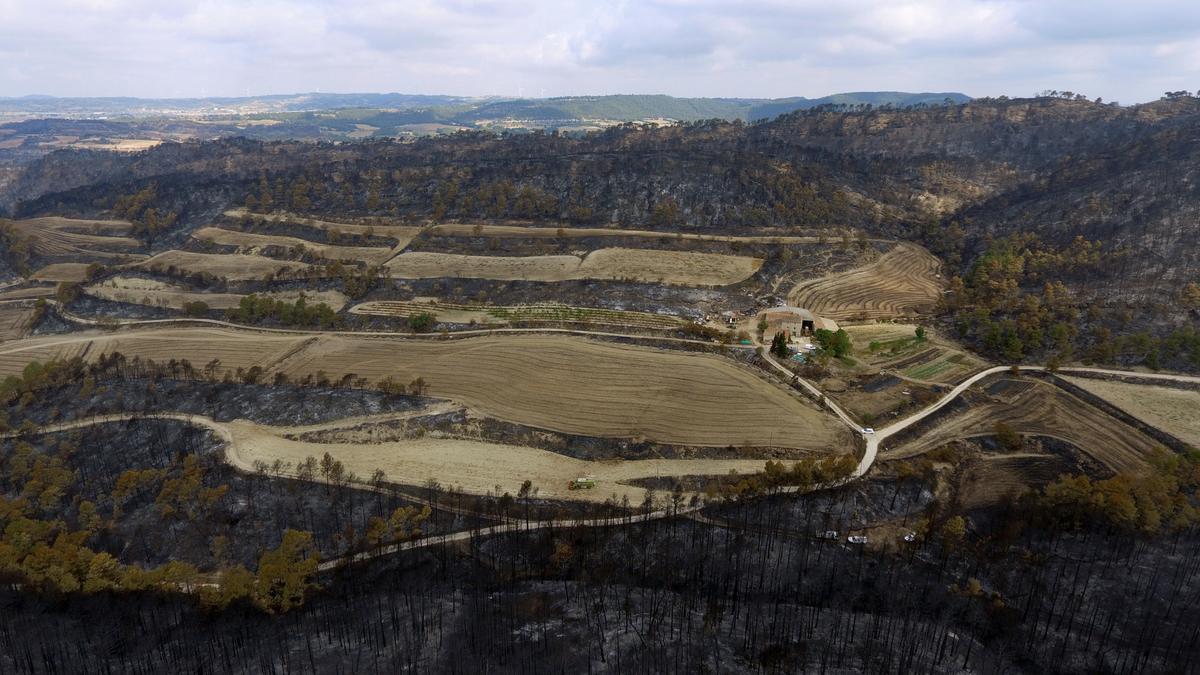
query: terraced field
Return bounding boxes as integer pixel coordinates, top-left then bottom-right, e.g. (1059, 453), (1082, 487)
(429, 222), (849, 244)
(224, 209), (422, 247)
(86, 276), (349, 311)
(0, 328), (850, 451)
(0, 286), (54, 301)
(193, 227), (395, 264)
(2, 216), (142, 259)
(789, 243), (943, 320)
(31, 263), (98, 283)
(385, 247), (762, 286)
(0, 302), (36, 342)
(1061, 376), (1200, 448)
(135, 251), (313, 281)
(0, 329), (305, 377)
(885, 380), (1160, 473)
(349, 300), (683, 329)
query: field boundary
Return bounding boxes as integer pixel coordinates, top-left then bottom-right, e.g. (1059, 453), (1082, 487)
(1039, 373), (1195, 453)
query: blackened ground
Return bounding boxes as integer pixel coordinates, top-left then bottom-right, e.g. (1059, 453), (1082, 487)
(2, 485), (1197, 674)
(12, 377), (424, 427)
(1, 419), (479, 570)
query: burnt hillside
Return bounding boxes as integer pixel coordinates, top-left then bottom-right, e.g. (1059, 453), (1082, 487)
(2, 95), (1198, 365)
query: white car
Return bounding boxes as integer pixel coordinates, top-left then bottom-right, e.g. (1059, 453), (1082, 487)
(902, 532), (917, 543)
(862, 427), (875, 434)
(847, 535), (868, 545)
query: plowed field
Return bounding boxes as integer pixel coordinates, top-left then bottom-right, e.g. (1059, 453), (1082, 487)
(789, 243), (943, 320)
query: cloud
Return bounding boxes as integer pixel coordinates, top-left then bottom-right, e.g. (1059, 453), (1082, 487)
(0, 0), (1196, 102)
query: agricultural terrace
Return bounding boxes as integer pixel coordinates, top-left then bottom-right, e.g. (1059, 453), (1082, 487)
(429, 222), (872, 244)
(0, 286), (54, 301)
(224, 209), (423, 247)
(0, 302), (37, 342)
(192, 227), (395, 265)
(135, 250), (313, 281)
(0, 329), (852, 452)
(1061, 376), (1200, 448)
(885, 379), (1160, 474)
(348, 300), (683, 330)
(31, 263), (101, 283)
(226, 419), (776, 504)
(790, 243), (944, 320)
(2, 217), (142, 259)
(845, 324), (986, 385)
(384, 248), (762, 286)
(86, 276), (349, 311)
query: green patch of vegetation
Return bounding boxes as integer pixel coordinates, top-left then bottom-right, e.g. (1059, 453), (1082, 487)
(407, 312), (436, 333)
(182, 300), (209, 317)
(1028, 448), (1200, 535)
(226, 294), (336, 328)
(905, 359), (955, 380)
(814, 328), (852, 357)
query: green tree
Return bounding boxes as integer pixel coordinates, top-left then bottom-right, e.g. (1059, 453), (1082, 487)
(408, 312), (436, 333)
(770, 331), (789, 358)
(253, 529), (319, 613)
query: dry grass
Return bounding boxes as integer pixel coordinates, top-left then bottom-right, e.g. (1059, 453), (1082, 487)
(86, 275), (349, 311)
(224, 209), (422, 247)
(885, 380), (1160, 474)
(67, 139), (163, 153)
(958, 454), (1073, 509)
(4, 217), (141, 258)
(228, 419), (774, 504)
(1061, 377), (1200, 448)
(789, 243), (944, 320)
(0, 329), (850, 451)
(0, 329), (304, 378)
(193, 227), (394, 264)
(385, 247), (762, 286)
(135, 251), (312, 281)
(275, 333), (845, 449)
(31, 263), (96, 283)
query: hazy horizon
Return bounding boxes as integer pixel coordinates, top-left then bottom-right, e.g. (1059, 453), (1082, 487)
(3, 1), (1199, 104)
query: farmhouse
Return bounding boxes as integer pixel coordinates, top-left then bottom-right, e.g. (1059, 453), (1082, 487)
(760, 306), (839, 342)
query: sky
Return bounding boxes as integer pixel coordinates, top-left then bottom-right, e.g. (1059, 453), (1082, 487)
(1, 0), (1199, 103)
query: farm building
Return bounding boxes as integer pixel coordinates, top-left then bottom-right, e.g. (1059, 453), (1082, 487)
(760, 306), (838, 342)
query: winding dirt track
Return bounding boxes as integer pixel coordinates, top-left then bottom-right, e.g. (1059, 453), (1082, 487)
(883, 381), (1160, 473)
(4, 363), (1197, 566)
(0, 411), (771, 505)
(789, 243), (943, 319)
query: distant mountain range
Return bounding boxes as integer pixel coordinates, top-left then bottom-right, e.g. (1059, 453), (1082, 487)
(0, 91), (970, 123)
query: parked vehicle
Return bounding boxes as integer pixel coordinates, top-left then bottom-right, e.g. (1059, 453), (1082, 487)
(568, 477), (596, 490)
